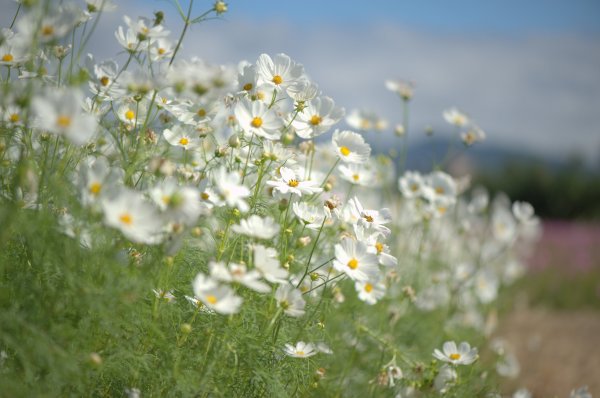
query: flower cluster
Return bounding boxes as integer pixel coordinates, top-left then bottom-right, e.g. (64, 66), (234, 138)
(0, 1), (543, 396)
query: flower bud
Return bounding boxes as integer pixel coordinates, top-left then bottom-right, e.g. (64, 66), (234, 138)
(180, 323), (192, 334)
(228, 134), (240, 148)
(214, 1), (228, 14)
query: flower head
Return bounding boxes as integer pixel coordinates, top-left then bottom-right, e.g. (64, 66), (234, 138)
(433, 341), (478, 365)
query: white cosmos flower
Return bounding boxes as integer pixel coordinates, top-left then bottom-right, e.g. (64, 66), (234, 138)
(256, 53), (305, 90)
(115, 25), (147, 53)
(149, 177), (204, 226)
(474, 270), (499, 304)
(0, 35), (29, 66)
(345, 109), (387, 132)
(347, 196), (392, 236)
(423, 171), (457, 202)
(433, 341), (478, 365)
(275, 284), (306, 317)
(266, 167), (322, 197)
(461, 126), (486, 146)
(101, 187), (165, 244)
(17, 6), (79, 43)
(32, 89), (97, 146)
(211, 167), (250, 212)
(332, 130), (371, 163)
(355, 278), (385, 305)
(443, 107), (469, 127)
(353, 225), (397, 267)
(116, 101), (148, 129)
(149, 38), (174, 62)
(512, 201), (535, 224)
(237, 63), (259, 94)
(123, 15), (169, 40)
(234, 98), (283, 140)
(78, 156), (124, 206)
(398, 171), (424, 199)
(283, 341), (317, 358)
(333, 238), (379, 282)
(163, 125), (201, 150)
(232, 215), (279, 240)
(286, 80), (319, 102)
(292, 96), (344, 139)
(253, 244), (288, 284)
(338, 163), (375, 186)
(434, 365), (457, 394)
(492, 208), (517, 243)
(192, 273), (243, 315)
(385, 79), (414, 100)
(209, 261), (270, 293)
(292, 202), (325, 230)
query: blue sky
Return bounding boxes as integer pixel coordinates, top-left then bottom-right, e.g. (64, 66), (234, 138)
(3, 0), (599, 163)
(212, 0), (600, 34)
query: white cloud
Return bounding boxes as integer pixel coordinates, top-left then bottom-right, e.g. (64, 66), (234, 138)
(3, 3), (599, 162)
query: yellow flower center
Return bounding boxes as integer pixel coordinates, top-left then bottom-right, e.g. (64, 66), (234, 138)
(340, 146), (351, 156)
(119, 213), (133, 225)
(158, 48), (166, 55)
(453, 115), (466, 126)
(206, 295), (218, 305)
(375, 242), (383, 254)
(41, 25), (54, 36)
(352, 174), (360, 182)
(162, 195), (171, 205)
(410, 183), (419, 192)
(2, 54), (14, 62)
(288, 179), (299, 188)
(435, 187), (445, 194)
(256, 91), (265, 100)
(125, 110), (135, 120)
(201, 192), (210, 200)
(272, 75), (283, 85)
(363, 214), (374, 223)
(179, 137), (189, 146)
(310, 115), (322, 126)
(9, 113), (19, 123)
(243, 83), (253, 91)
(449, 353), (461, 361)
(56, 115), (72, 128)
(100, 76), (110, 86)
(364, 283), (373, 293)
(251, 116), (263, 128)
(347, 258), (358, 270)
(296, 350), (305, 356)
(197, 108), (207, 117)
(90, 182), (102, 195)
(438, 206), (447, 215)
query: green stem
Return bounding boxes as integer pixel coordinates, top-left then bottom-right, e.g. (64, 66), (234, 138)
(169, 0), (194, 66)
(296, 218), (327, 287)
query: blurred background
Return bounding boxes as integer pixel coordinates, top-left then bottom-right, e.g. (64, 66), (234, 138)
(3, 0), (600, 395)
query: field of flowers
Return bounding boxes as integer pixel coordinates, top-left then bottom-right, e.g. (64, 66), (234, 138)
(0, 1), (558, 397)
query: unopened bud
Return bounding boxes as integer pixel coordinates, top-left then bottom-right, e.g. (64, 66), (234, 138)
(180, 323), (192, 334)
(228, 134), (240, 148)
(214, 1), (228, 14)
(394, 124), (405, 137)
(89, 352), (102, 366)
(281, 132), (295, 145)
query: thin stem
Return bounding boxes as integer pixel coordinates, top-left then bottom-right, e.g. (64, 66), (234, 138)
(9, 3), (21, 29)
(169, 0), (194, 66)
(296, 218), (327, 287)
(303, 273), (344, 295)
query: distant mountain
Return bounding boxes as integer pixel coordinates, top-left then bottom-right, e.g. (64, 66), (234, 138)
(369, 135), (592, 175)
